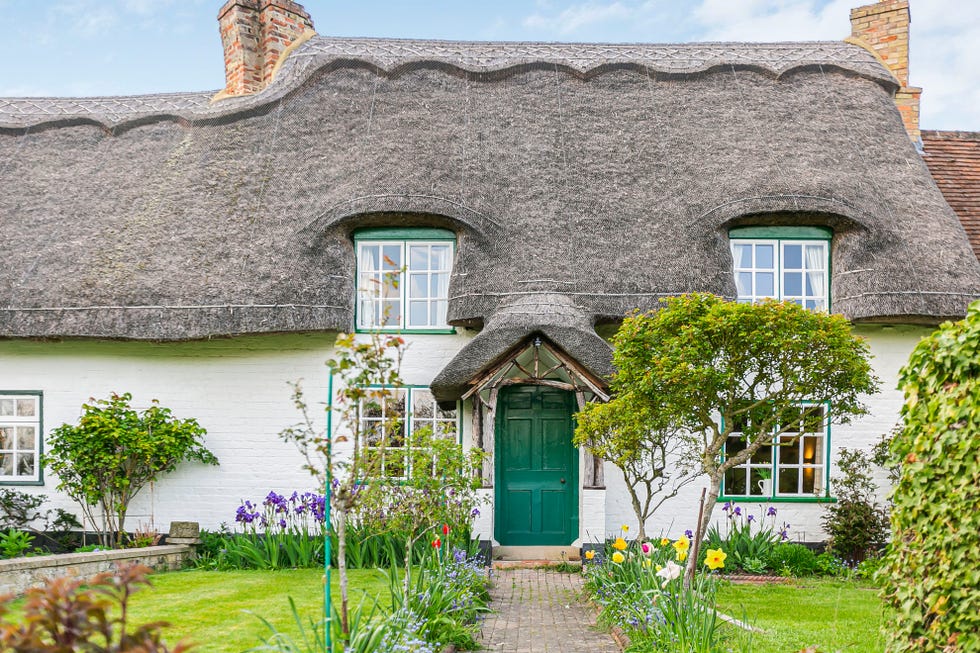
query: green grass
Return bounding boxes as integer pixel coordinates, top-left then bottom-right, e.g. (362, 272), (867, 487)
(127, 569), (391, 653)
(715, 577), (886, 653)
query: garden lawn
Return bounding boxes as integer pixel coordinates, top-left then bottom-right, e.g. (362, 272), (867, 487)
(126, 568), (391, 653)
(716, 578), (885, 653)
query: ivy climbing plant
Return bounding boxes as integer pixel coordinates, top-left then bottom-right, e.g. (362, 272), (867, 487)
(880, 299), (980, 653)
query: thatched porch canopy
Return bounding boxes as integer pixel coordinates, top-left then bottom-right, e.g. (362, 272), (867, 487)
(1, 37), (978, 341)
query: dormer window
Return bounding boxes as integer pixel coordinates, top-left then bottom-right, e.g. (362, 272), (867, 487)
(355, 228), (455, 332)
(729, 226), (831, 310)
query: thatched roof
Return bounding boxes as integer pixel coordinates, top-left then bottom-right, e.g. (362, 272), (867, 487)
(2, 37), (978, 368)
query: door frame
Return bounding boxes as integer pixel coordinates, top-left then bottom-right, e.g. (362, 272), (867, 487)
(493, 384), (580, 545)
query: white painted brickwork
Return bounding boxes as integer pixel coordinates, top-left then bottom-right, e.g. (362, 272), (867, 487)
(0, 331), (472, 532)
(0, 324), (924, 543)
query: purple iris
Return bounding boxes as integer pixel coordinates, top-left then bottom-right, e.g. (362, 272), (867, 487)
(733, 506), (742, 517)
(767, 506), (777, 517)
(685, 529), (693, 539)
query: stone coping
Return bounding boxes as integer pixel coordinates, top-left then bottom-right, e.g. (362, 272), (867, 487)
(0, 544), (192, 574)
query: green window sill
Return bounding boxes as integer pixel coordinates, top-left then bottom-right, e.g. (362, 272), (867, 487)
(0, 480), (44, 487)
(354, 328), (457, 335)
(718, 495), (837, 504)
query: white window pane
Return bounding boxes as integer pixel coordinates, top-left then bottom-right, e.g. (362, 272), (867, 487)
(435, 301), (448, 326)
(0, 427), (12, 449)
(412, 390), (435, 418)
(778, 468), (800, 494)
(756, 244), (774, 269)
(806, 299), (819, 311)
(409, 273), (428, 299)
(0, 400), (12, 416)
(409, 245), (428, 271)
(736, 272), (752, 297)
(803, 436), (823, 464)
(0, 454), (11, 475)
(756, 272), (774, 296)
(802, 468), (818, 494)
(17, 454), (34, 476)
(382, 245), (401, 270)
(784, 271), (802, 296)
(779, 435), (800, 463)
(382, 273), (400, 299)
(15, 399), (35, 417)
(431, 245), (451, 270)
(16, 427), (35, 450)
(784, 244), (802, 269)
(381, 301), (401, 326)
(724, 467), (747, 495)
(409, 301), (428, 327)
(433, 273), (449, 298)
(436, 420), (457, 439)
(733, 243), (752, 268)
(805, 244), (825, 269)
(359, 245), (380, 272)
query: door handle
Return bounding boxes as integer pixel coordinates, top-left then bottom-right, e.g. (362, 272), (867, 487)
(560, 478), (566, 484)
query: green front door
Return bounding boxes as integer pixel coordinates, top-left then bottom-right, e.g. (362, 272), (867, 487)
(495, 385), (579, 545)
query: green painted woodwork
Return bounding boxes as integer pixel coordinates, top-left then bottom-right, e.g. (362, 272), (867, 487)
(495, 386), (578, 545)
(728, 226), (833, 240)
(353, 227), (455, 241)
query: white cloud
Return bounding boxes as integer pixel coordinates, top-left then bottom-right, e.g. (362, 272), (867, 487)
(690, 0), (980, 129)
(692, 0), (855, 41)
(523, 1), (635, 35)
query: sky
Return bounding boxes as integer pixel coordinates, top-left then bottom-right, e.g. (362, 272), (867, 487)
(0, 0), (977, 130)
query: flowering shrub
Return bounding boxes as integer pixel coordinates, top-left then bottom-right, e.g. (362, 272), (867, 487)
(583, 535), (730, 652)
(219, 490), (326, 570)
(702, 503), (789, 574)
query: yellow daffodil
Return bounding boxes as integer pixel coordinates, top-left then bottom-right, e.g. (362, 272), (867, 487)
(704, 548), (727, 570)
(676, 550), (688, 562)
(655, 564), (663, 571)
(611, 551), (625, 564)
(642, 558), (652, 568)
(672, 534), (690, 553)
(621, 524), (630, 533)
(585, 550), (596, 560)
(660, 537), (670, 546)
(612, 537), (628, 551)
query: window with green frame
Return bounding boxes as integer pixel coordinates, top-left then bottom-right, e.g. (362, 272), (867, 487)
(722, 403), (830, 500)
(354, 228), (455, 332)
(0, 392), (43, 484)
(358, 386), (460, 479)
(729, 226), (831, 310)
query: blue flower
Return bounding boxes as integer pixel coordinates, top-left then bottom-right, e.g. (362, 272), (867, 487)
(767, 506), (778, 517)
(685, 529), (693, 539)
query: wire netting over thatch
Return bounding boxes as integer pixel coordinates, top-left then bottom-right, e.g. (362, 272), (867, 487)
(1, 37), (978, 346)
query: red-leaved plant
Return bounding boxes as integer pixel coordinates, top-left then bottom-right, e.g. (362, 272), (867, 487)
(0, 562), (191, 652)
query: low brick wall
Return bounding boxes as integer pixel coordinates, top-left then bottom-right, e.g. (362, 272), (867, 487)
(0, 545), (193, 596)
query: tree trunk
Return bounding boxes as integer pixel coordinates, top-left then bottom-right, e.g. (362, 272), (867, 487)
(626, 483), (647, 541)
(403, 534), (414, 597)
(336, 506), (349, 639)
(685, 476), (722, 587)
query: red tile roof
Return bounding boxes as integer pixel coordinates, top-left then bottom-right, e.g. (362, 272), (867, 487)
(922, 130), (980, 260)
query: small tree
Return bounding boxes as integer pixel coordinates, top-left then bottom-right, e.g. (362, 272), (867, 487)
(281, 331), (405, 642)
(608, 294), (878, 583)
(880, 299), (980, 653)
(45, 393), (218, 548)
(574, 399), (698, 540)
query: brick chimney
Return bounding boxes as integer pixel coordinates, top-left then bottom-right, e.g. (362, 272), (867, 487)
(217, 0), (314, 98)
(848, 0), (922, 145)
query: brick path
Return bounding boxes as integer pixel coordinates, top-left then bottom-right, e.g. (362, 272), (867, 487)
(478, 568), (621, 652)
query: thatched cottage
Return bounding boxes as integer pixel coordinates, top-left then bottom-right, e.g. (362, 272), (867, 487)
(1, 0), (978, 549)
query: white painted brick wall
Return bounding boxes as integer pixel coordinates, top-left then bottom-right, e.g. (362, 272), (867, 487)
(0, 324), (928, 544)
(0, 331), (473, 532)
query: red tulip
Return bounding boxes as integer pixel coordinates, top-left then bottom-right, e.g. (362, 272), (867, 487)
(442, 524), (450, 536)
(432, 537), (441, 549)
